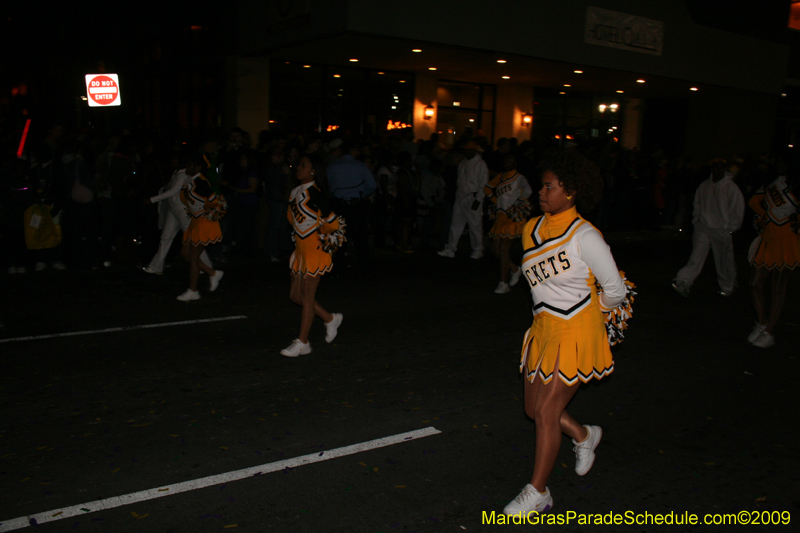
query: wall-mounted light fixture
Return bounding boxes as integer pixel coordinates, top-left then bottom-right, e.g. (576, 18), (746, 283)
(522, 113), (533, 127)
(424, 104), (435, 120)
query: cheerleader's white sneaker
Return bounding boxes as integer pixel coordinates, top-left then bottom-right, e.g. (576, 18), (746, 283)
(573, 425), (602, 476)
(209, 270), (224, 291)
(281, 339), (311, 357)
(509, 268), (522, 287)
(494, 281), (510, 294)
(747, 323), (767, 344)
(325, 313), (343, 343)
(177, 289), (200, 302)
(503, 484), (553, 515)
(751, 331), (775, 348)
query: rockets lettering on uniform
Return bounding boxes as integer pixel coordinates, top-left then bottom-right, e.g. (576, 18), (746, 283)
(768, 185), (786, 207)
(289, 199), (306, 223)
(496, 183), (513, 196)
(526, 250), (572, 287)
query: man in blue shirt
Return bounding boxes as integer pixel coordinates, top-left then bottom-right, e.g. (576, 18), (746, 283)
(326, 141), (377, 276)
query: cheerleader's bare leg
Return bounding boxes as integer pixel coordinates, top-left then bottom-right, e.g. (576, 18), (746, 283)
(295, 273), (333, 343)
(767, 269), (791, 334)
(749, 267), (769, 327)
(500, 238), (516, 283)
(524, 353), (585, 493)
(184, 243), (214, 292)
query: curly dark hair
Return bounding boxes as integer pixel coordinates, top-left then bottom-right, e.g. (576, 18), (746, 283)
(541, 150), (603, 213)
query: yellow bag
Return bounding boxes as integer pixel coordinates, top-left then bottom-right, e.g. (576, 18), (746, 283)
(24, 204), (62, 250)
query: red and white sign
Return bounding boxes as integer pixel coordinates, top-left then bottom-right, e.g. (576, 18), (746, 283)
(85, 74), (121, 107)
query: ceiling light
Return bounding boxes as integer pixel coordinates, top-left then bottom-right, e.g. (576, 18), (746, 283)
(564, 84), (571, 87)
(559, 91), (566, 95)
(333, 74), (341, 78)
(399, 80), (406, 83)
(574, 70), (583, 74)
(497, 59), (507, 64)
(636, 79), (646, 83)
(349, 58), (358, 62)
(378, 72), (385, 75)
(502, 76), (510, 79)
(690, 87), (699, 91)
(303, 65), (311, 68)
(412, 49), (422, 53)
(616, 90), (624, 93)
(428, 67), (437, 71)
(453, 102), (461, 106)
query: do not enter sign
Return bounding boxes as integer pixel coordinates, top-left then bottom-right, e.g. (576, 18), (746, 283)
(85, 74), (121, 107)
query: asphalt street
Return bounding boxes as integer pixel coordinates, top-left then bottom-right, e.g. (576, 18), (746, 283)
(0, 230), (798, 532)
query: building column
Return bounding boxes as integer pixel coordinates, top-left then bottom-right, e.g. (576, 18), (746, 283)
(620, 97), (643, 150)
(495, 84), (534, 143)
(414, 72), (438, 142)
(225, 55), (271, 138)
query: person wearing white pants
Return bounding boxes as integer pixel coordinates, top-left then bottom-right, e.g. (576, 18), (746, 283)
(673, 160), (744, 297)
(144, 167), (212, 274)
(438, 141), (489, 259)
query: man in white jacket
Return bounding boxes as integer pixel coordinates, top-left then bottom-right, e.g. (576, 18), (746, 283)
(143, 166), (213, 274)
(672, 160), (744, 297)
(438, 141), (489, 259)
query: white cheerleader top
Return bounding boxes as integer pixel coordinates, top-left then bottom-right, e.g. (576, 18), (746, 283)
(522, 209), (625, 321)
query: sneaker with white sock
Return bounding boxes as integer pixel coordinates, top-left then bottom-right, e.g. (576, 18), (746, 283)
(509, 268), (522, 287)
(280, 339), (312, 357)
(325, 313), (343, 343)
(437, 249), (455, 258)
(209, 270), (224, 291)
(494, 281), (510, 294)
(573, 425), (602, 476)
(34, 262), (47, 272)
(751, 331), (775, 348)
(747, 323), (767, 344)
(470, 250), (483, 260)
(503, 484), (553, 516)
(177, 289), (201, 301)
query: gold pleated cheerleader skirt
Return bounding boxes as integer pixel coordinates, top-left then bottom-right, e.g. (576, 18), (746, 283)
(489, 212), (525, 239)
(751, 223), (800, 271)
(183, 218), (223, 246)
(520, 294), (614, 386)
(290, 236), (333, 277)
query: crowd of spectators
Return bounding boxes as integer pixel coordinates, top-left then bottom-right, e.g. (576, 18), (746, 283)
(0, 121), (781, 275)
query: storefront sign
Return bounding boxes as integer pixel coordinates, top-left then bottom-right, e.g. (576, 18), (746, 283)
(585, 7), (663, 56)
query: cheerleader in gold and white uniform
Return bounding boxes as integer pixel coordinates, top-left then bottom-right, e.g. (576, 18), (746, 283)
(177, 156), (225, 302)
(280, 154), (344, 358)
(503, 150), (625, 517)
(747, 169), (799, 347)
(484, 153), (532, 294)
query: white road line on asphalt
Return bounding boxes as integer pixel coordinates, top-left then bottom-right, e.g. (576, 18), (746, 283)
(0, 426), (442, 531)
(0, 316), (249, 343)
